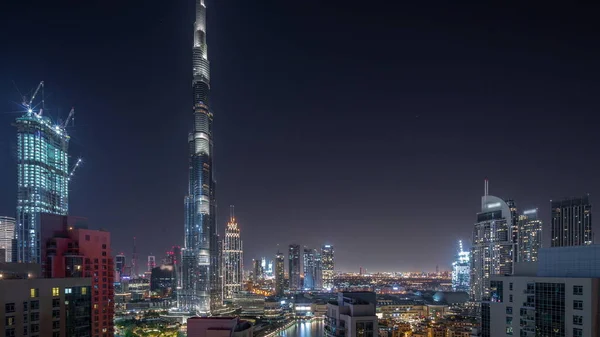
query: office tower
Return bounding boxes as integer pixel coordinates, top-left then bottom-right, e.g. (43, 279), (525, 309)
(0, 263), (92, 336)
(223, 206), (243, 299)
(451, 240), (470, 292)
(321, 244), (335, 291)
(303, 248), (320, 290)
(147, 255), (156, 272)
(275, 252), (285, 296)
(315, 252), (322, 289)
(187, 317), (253, 337)
(252, 259), (263, 283)
(551, 196), (592, 247)
(182, 0), (220, 315)
(486, 245), (600, 337)
(15, 93), (73, 263)
(0, 216), (15, 262)
(517, 209), (542, 262)
(470, 180), (517, 302)
(41, 214), (114, 337)
(288, 244), (301, 291)
(325, 292), (378, 337)
(115, 253), (125, 280)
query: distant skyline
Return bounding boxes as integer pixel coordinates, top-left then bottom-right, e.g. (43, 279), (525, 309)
(0, 1), (599, 273)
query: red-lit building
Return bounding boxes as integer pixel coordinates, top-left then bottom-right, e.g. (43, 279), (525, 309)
(41, 214), (115, 337)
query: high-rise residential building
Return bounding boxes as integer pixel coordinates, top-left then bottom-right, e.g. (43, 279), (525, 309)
(15, 95), (73, 263)
(321, 244), (335, 291)
(551, 196), (592, 247)
(470, 180), (517, 302)
(303, 248), (321, 290)
(517, 209), (542, 262)
(147, 255), (156, 272)
(0, 216), (15, 262)
(182, 0), (220, 315)
(0, 263), (92, 337)
(451, 240), (470, 292)
(288, 244), (301, 291)
(41, 214), (114, 337)
(223, 206), (243, 299)
(325, 292), (378, 337)
(486, 245), (600, 337)
(275, 252), (285, 296)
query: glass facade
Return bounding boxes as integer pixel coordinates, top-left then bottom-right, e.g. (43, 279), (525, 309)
(275, 252), (285, 296)
(65, 286), (92, 337)
(0, 216), (15, 262)
(182, 0), (220, 314)
(288, 244), (301, 291)
(535, 282), (565, 337)
(15, 112), (70, 263)
(303, 248), (321, 290)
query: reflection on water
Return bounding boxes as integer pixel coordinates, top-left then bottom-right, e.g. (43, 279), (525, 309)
(278, 320), (324, 337)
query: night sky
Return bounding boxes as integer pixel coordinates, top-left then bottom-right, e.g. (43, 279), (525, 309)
(1, 1), (599, 272)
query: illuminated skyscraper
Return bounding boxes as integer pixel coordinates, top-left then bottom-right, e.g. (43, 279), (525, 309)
(470, 180), (517, 302)
(15, 92), (74, 263)
(222, 206), (243, 299)
(288, 244), (301, 291)
(275, 251), (285, 296)
(551, 196), (592, 247)
(182, 0), (220, 314)
(517, 209), (542, 262)
(0, 217), (15, 262)
(321, 244), (335, 291)
(451, 240), (470, 292)
(115, 254), (126, 280)
(303, 248), (321, 290)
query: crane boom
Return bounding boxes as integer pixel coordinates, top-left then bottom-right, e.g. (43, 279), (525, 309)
(63, 108), (75, 128)
(68, 158), (83, 181)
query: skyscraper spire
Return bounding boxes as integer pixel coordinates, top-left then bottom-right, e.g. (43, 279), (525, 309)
(182, 0), (219, 315)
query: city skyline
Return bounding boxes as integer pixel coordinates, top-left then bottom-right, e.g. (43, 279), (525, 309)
(1, 0), (599, 273)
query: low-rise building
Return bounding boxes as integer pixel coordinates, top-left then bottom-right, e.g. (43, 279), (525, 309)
(325, 291), (378, 337)
(187, 316), (253, 337)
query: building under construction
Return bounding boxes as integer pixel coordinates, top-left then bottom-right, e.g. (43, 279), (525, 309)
(14, 81), (77, 263)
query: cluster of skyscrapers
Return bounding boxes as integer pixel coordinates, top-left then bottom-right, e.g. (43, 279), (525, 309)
(285, 244), (335, 292)
(457, 180), (596, 336)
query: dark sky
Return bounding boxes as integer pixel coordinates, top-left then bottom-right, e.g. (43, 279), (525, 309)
(1, 1), (599, 273)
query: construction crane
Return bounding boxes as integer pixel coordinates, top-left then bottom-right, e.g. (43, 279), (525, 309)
(24, 81), (44, 115)
(68, 158), (83, 181)
(63, 107), (75, 128)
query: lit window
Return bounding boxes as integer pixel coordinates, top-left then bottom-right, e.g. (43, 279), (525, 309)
(65, 288), (72, 294)
(30, 288), (38, 298)
(81, 287), (87, 295)
(52, 287), (59, 297)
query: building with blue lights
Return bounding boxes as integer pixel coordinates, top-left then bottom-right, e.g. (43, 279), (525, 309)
(14, 109), (71, 263)
(451, 240), (470, 292)
(182, 0), (220, 314)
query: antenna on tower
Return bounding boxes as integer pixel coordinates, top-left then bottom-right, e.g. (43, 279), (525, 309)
(230, 205), (235, 221)
(484, 178), (489, 196)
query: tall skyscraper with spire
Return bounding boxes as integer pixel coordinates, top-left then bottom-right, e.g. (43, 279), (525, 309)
(222, 206), (243, 299)
(182, 0), (219, 314)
